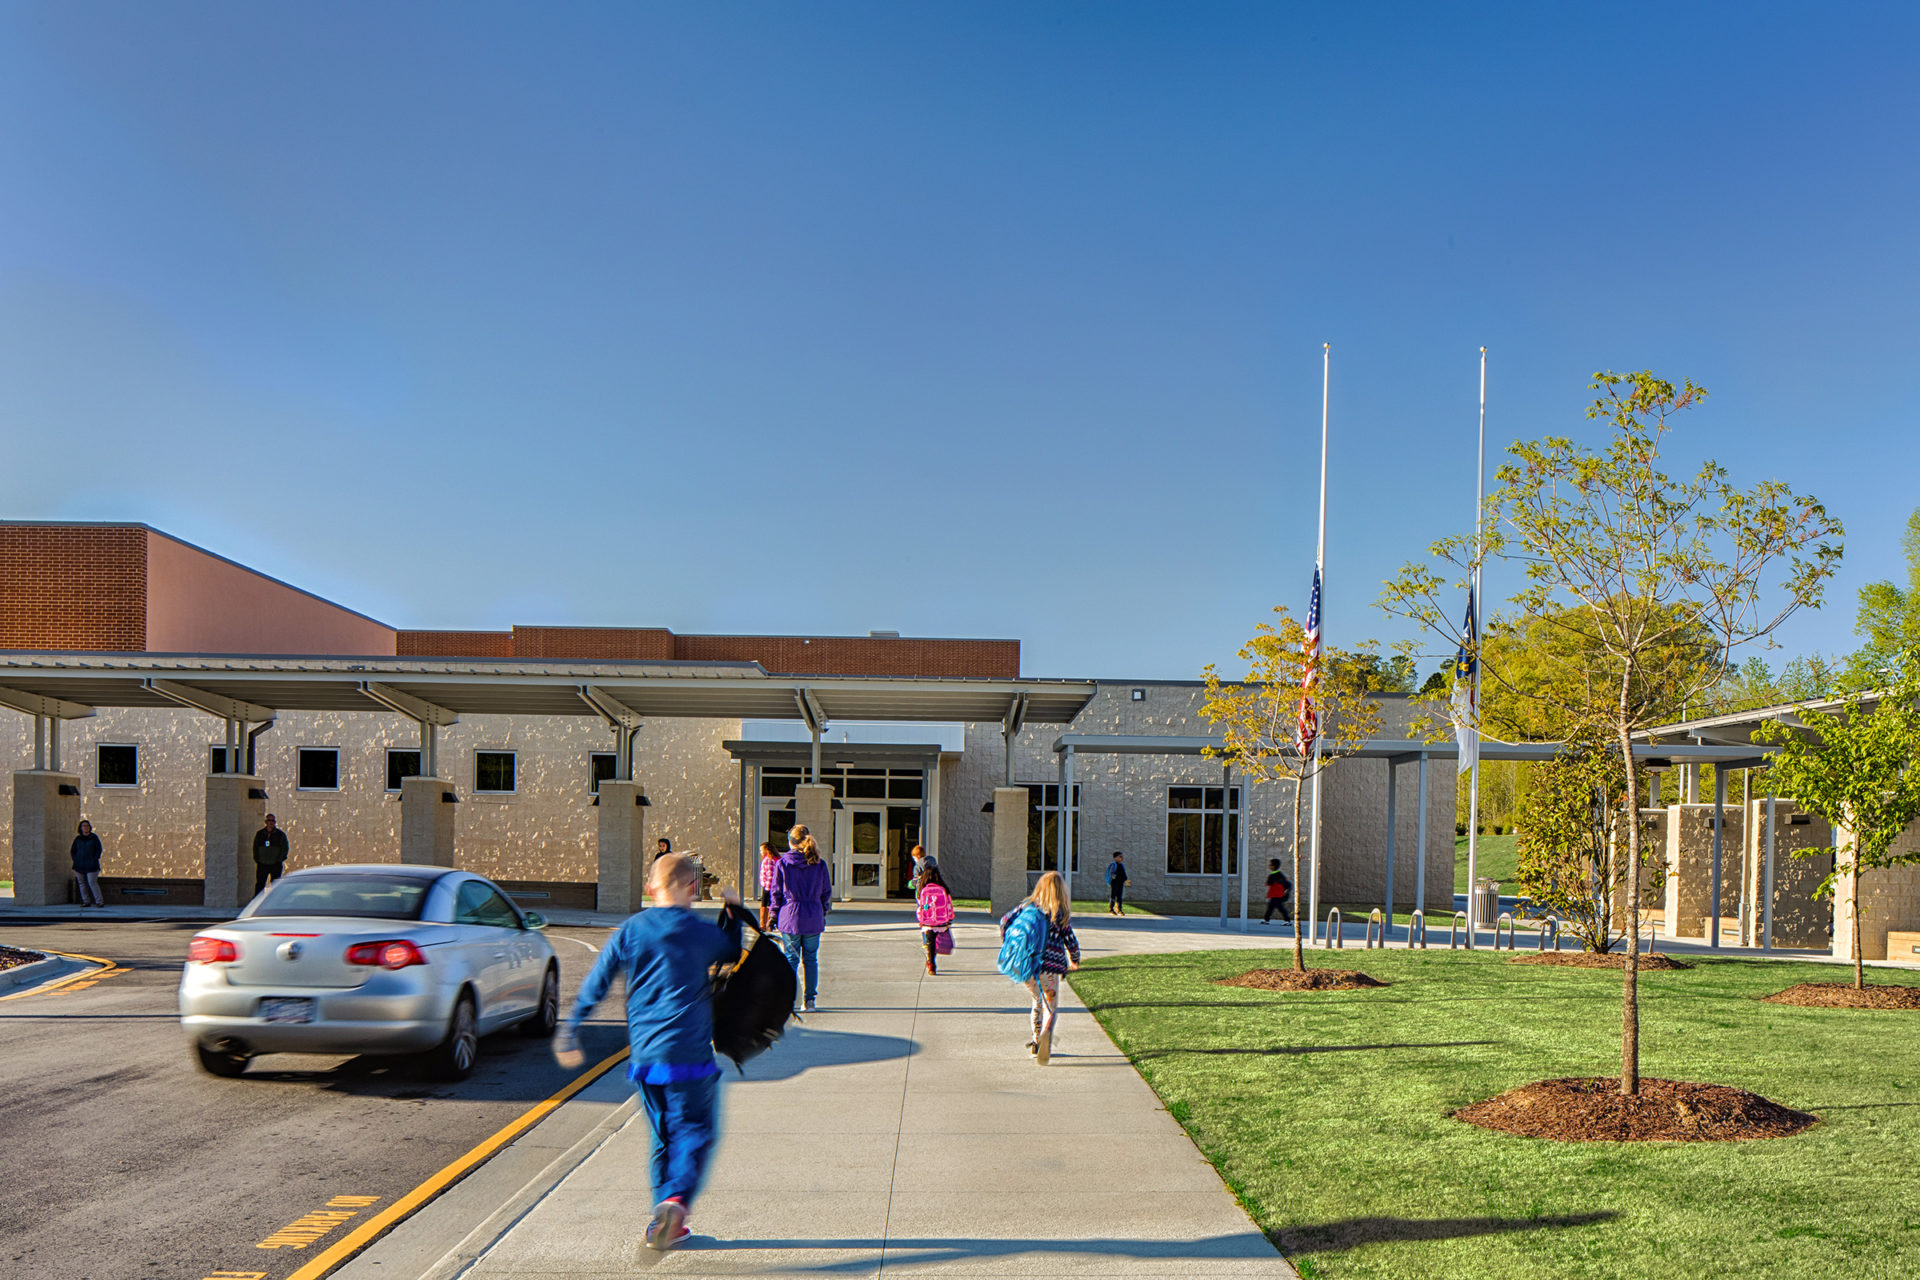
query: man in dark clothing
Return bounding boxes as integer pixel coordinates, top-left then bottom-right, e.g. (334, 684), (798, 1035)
(1263, 859), (1293, 925)
(252, 813), (289, 897)
(1105, 851), (1129, 916)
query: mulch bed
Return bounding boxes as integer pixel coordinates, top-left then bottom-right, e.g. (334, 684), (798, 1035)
(1510, 951), (1693, 971)
(0, 945), (45, 972)
(1456, 1077), (1817, 1142)
(1762, 982), (1920, 1010)
(1217, 968), (1389, 992)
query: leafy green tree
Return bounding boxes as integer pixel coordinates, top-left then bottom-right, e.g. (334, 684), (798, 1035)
(1513, 747), (1648, 952)
(1754, 653), (1920, 990)
(1849, 509), (1920, 687)
(1380, 371), (1843, 1094)
(1201, 607), (1384, 971)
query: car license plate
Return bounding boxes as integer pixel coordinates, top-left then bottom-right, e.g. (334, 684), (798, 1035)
(259, 997), (314, 1024)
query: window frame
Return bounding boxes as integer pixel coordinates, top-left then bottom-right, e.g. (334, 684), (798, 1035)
(1024, 782), (1081, 874)
(95, 743), (139, 788)
(589, 752), (617, 795)
(296, 746), (342, 793)
(386, 748), (423, 793)
(473, 749), (518, 796)
(1164, 784), (1243, 877)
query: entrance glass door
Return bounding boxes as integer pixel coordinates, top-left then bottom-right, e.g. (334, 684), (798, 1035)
(842, 809), (886, 900)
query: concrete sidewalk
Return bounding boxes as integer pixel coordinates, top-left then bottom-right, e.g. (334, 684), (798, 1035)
(456, 912), (1298, 1278)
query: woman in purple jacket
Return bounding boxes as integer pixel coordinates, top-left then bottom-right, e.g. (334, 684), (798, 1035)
(768, 824), (834, 1012)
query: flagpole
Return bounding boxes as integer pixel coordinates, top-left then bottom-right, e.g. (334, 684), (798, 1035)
(1309, 342), (1329, 946)
(1465, 347), (1486, 945)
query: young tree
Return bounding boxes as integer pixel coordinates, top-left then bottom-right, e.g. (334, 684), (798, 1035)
(1380, 371), (1842, 1094)
(1754, 653), (1920, 990)
(1513, 746), (1648, 953)
(1201, 607), (1384, 971)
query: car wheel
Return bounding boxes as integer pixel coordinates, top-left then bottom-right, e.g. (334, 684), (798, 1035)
(195, 1042), (250, 1078)
(519, 966), (559, 1039)
(428, 992), (480, 1081)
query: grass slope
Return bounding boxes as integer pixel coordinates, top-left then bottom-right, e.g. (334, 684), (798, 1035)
(1072, 948), (1920, 1280)
(1455, 833), (1519, 895)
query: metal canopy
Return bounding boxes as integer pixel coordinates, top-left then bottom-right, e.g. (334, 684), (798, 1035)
(0, 653), (1096, 726)
(1053, 732), (1778, 768)
(721, 740), (945, 769)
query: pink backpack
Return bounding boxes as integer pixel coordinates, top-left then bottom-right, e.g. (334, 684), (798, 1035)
(917, 883), (954, 929)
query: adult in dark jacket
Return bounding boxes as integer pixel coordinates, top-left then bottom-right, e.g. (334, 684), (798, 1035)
(767, 824), (834, 1012)
(252, 814), (290, 898)
(70, 820), (105, 907)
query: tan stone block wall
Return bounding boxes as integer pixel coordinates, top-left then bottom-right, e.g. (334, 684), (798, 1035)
(1832, 816), (1920, 962)
(1662, 804), (1745, 940)
(1742, 801), (1834, 949)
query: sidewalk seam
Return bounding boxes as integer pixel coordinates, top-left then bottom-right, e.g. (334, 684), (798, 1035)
(873, 960), (925, 1276)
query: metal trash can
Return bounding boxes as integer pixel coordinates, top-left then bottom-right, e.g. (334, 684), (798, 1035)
(1472, 879), (1501, 925)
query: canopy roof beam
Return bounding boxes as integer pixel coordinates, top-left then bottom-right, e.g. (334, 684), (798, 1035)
(145, 678), (274, 724)
(580, 685), (643, 730)
(0, 684), (94, 720)
(359, 681), (460, 727)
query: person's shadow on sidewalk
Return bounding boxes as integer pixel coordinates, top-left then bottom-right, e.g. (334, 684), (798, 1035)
(727, 1024), (916, 1081)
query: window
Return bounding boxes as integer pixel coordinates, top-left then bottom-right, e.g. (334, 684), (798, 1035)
(97, 744), (138, 787)
(297, 748), (341, 791)
(1166, 785), (1242, 876)
(474, 751), (516, 794)
(387, 749), (422, 792)
(454, 879), (522, 929)
(255, 872), (430, 920)
(209, 746), (230, 775)
(589, 752), (617, 794)
(1025, 783), (1080, 872)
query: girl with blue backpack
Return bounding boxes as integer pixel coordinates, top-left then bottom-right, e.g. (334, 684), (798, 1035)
(997, 870), (1079, 1065)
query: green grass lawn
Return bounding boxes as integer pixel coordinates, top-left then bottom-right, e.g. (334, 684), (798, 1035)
(1072, 947), (1920, 1279)
(1455, 833), (1519, 895)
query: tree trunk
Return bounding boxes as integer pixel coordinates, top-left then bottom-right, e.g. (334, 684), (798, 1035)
(1292, 776), (1306, 972)
(1617, 722), (1641, 1097)
(1853, 854), (1865, 992)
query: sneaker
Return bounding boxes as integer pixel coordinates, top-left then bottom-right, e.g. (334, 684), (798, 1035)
(646, 1199), (688, 1252)
(803, 999), (817, 1013)
(925, 961), (935, 975)
(1027, 1040), (1037, 1055)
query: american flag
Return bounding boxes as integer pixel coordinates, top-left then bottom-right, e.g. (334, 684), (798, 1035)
(1451, 588), (1479, 771)
(1296, 568), (1321, 752)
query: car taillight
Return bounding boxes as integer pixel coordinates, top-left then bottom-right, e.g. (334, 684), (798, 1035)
(346, 940), (428, 970)
(188, 936), (238, 964)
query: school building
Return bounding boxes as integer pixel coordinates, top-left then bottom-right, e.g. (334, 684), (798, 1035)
(0, 521), (1460, 918)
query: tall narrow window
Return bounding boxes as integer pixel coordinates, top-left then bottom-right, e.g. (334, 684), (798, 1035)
(1165, 785), (1241, 876)
(97, 744), (138, 787)
(1024, 783), (1081, 872)
(589, 752), (617, 794)
(297, 748), (341, 791)
(475, 751), (517, 794)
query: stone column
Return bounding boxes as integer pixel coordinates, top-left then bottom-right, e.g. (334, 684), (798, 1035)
(400, 777), (457, 867)
(989, 785), (1030, 919)
(596, 779), (648, 915)
(794, 782), (836, 897)
(11, 771), (80, 907)
(204, 775), (267, 911)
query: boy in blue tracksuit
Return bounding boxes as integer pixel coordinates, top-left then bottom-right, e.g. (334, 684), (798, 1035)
(556, 853), (745, 1252)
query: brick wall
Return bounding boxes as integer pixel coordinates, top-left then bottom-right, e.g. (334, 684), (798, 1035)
(0, 525), (148, 650)
(397, 630), (515, 658)
(393, 626), (1020, 678)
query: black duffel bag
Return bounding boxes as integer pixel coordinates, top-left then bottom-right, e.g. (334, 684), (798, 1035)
(711, 915), (797, 1072)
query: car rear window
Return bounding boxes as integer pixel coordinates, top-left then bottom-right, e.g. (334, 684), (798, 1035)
(253, 873), (432, 920)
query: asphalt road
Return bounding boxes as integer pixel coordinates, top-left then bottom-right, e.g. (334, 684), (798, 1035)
(0, 918), (625, 1280)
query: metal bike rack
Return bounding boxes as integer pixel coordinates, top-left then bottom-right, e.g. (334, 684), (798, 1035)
(1494, 912), (1516, 951)
(1364, 908), (1386, 949)
(1326, 907), (1343, 948)
(1409, 909), (1426, 949)
(1448, 911), (1468, 949)
(1538, 914), (1561, 951)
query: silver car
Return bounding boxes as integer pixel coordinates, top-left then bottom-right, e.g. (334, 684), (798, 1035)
(179, 865), (559, 1080)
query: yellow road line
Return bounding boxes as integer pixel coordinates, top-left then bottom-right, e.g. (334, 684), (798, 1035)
(281, 1047), (631, 1280)
(0, 949), (120, 1002)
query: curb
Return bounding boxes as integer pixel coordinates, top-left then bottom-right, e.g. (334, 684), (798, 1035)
(0, 952), (57, 992)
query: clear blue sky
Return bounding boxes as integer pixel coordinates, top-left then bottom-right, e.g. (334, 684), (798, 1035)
(3, 3), (1915, 679)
